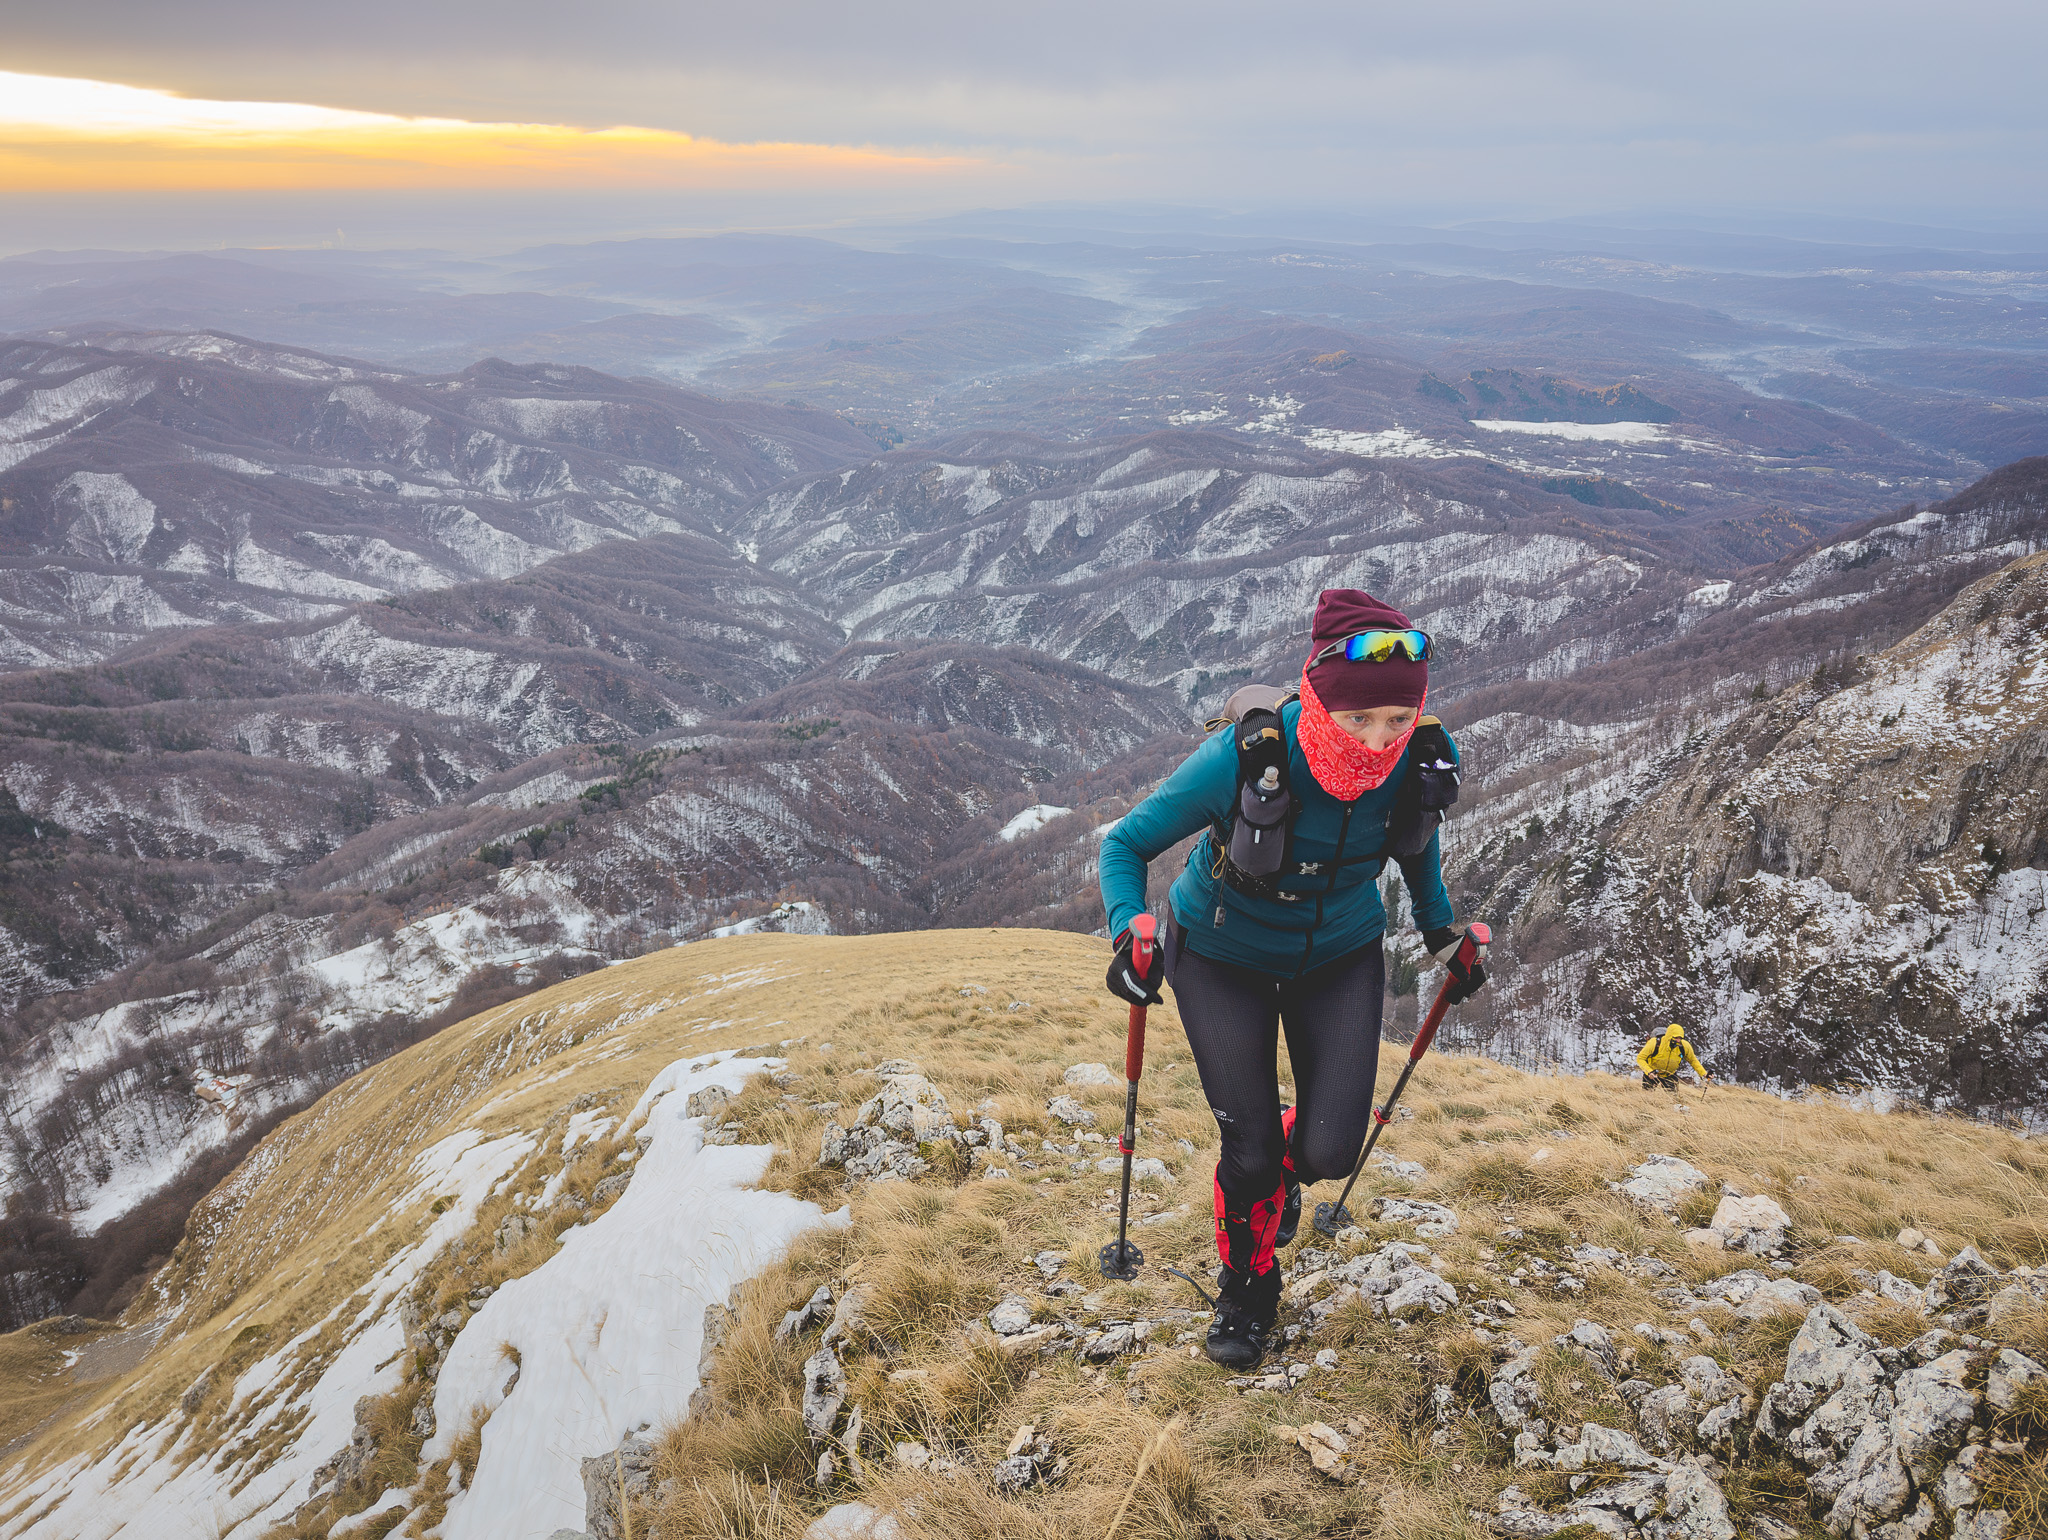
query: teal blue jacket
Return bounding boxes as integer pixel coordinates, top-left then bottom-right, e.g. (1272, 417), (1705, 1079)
(1099, 701), (1455, 977)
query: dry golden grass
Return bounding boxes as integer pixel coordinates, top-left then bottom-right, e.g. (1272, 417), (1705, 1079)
(0, 1318), (116, 1456)
(5, 929), (2042, 1540)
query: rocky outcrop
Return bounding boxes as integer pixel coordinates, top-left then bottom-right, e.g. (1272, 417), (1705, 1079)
(1488, 544), (2048, 1118)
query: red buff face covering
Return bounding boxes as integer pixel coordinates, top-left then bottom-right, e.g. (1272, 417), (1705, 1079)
(1298, 668), (1422, 800)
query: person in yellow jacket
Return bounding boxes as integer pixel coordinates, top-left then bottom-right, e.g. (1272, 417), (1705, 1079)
(1637, 1022), (1712, 1089)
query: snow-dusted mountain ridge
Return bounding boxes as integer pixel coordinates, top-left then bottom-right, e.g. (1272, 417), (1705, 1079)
(5, 318), (2047, 1333)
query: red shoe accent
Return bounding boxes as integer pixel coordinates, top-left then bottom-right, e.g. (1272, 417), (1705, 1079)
(1280, 1103), (1298, 1177)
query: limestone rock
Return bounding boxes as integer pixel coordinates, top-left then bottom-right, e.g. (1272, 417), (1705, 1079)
(854, 1073), (955, 1143)
(1925, 1245), (2000, 1318)
(590, 1171), (632, 1206)
(802, 1503), (903, 1540)
(686, 1085), (731, 1119)
(1555, 1320), (1618, 1378)
(1094, 1155), (1174, 1182)
(802, 1346), (847, 1439)
(1489, 1346), (1547, 1431)
(1890, 1350), (1980, 1483)
(1613, 1154), (1710, 1211)
(777, 1285), (835, 1342)
(1045, 1095), (1096, 1127)
(1063, 1063), (1119, 1086)
(1985, 1267), (2047, 1327)
(822, 1284), (873, 1350)
(1709, 1192), (1791, 1255)
(1986, 1347), (2044, 1412)
(988, 1296), (1035, 1335)
(580, 1431), (657, 1540)
(1276, 1420), (1353, 1481)
(1661, 1455), (1739, 1540)
(1371, 1196), (1458, 1237)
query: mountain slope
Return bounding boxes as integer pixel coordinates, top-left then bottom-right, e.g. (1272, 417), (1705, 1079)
(1, 931), (2040, 1540)
(0, 335), (875, 666)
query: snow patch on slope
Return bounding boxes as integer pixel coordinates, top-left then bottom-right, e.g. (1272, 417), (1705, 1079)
(428, 1053), (846, 1540)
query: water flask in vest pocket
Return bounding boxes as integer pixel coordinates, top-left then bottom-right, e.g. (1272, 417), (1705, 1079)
(1228, 762), (1290, 877)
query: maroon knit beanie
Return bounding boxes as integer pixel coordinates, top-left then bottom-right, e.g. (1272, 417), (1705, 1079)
(1305, 589), (1427, 711)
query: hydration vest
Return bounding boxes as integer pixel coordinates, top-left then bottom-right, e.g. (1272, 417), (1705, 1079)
(1202, 684), (1460, 899)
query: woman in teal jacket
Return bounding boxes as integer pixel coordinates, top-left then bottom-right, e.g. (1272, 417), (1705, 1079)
(1099, 589), (1485, 1368)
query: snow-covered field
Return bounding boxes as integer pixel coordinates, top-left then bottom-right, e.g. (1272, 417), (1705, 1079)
(1467, 420), (1670, 444)
(1, 1051), (841, 1540)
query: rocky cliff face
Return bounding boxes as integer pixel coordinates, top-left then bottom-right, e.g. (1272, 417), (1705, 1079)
(1470, 547), (2048, 1118)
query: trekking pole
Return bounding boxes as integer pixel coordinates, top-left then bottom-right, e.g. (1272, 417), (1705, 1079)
(1099, 913), (1158, 1281)
(1313, 922), (1489, 1239)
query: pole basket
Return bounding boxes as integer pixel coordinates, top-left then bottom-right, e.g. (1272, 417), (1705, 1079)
(1098, 1237), (1144, 1280)
(1311, 1199), (1353, 1238)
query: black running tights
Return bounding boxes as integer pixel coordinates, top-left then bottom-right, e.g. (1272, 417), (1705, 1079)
(1164, 921), (1385, 1271)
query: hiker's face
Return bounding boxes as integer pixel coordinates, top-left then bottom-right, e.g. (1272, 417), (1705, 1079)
(1331, 705), (1417, 752)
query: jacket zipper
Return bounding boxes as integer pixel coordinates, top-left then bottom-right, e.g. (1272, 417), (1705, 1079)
(1298, 801), (1353, 978)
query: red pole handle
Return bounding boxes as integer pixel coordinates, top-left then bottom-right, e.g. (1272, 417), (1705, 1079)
(1410, 921), (1488, 1062)
(1124, 915), (1156, 1082)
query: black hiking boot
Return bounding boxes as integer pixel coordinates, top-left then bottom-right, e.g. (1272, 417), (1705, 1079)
(1205, 1265), (1282, 1370)
(1274, 1179), (1302, 1249)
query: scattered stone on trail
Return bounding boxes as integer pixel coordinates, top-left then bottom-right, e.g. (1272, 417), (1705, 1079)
(1987, 1347), (2045, 1412)
(821, 1285), (872, 1351)
(993, 1324), (1063, 1356)
(590, 1171), (632, 1206)
(1371, 1196), (1458, 1237)
(803, 1502), (903, 1540)
(495, 1211), (537, 1256)
(1855, 1269), (1929, 1309)
(1063, 1063), (1119, 1086)
(1696, 1269), (1822, 1321)
(685, 1084), (731, 1119)
(1276, 1421), (1354, 1481)
(1985, 1266), (2048, 1327)
(777, 1285), (835, 1341)
(1613, 1153), (1710, 1212)
(579, 1430), (657, 1540)
(802, 1345), (846, 1439)
(1684, 1227), (1725, 1253)
(1497, 1448), (1735, 1540)
(875, 1059), (921, 1075)
(1555, 1320), (1618, 1378)
(814, 1450), (836, 1487)
(1370, 1155), (1425, 1182)
(1094, 1155), (1174, 1182)
(1033, 1250), (1066, 1279)
(1081, 1324), (1137, 1360)
(1709, 1192), (1791, 1255)
(891, 1441), (963, 1476)
(1897, 1227), (1927, 1250)
(989, 1296), (1035, 1335)
(1045, 1095), (1096, 1127)
(1925, 1245), (2001, 1321)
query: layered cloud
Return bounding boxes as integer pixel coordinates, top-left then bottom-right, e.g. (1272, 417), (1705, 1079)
(0, 71), (985, 193)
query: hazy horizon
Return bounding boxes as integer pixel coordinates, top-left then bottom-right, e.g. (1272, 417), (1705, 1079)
(4, 2), (2046, 253)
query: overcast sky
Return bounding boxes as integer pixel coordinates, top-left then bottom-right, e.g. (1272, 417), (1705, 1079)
(5, 0), (2045, 242)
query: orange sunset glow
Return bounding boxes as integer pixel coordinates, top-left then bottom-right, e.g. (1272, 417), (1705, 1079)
(0, 71), (984, 192)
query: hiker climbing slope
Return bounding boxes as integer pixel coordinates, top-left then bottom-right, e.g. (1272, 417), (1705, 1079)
(1637, 1021), (1713, 1091)
(1099, 589), (1486, 1370)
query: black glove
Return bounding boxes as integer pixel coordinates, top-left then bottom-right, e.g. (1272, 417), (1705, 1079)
(1105, 926), (1164, 1006)
(1424, 925), (1488, 1006)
